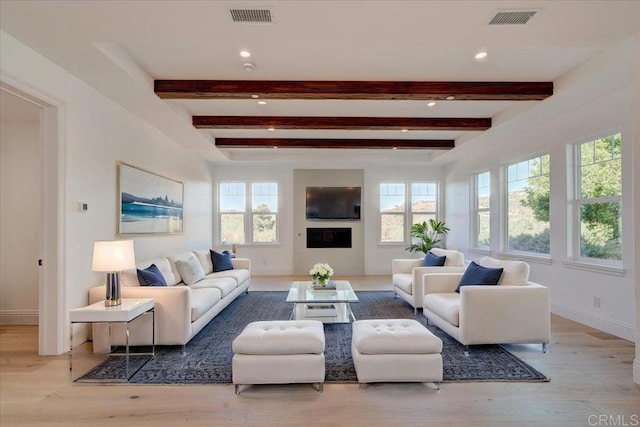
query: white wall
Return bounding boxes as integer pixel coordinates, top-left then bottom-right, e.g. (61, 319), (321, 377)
(444, 39), (638, 342)
(1, 33), (213, 340)
(631, 34), (640, 385)
(210, 162), (443, 276)
(0, 95), (40, 324)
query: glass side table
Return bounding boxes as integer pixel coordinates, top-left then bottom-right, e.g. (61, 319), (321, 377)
(69, 298), (155, 382)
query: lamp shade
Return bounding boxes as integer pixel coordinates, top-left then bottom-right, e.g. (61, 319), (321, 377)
(92, 240), (136, 272)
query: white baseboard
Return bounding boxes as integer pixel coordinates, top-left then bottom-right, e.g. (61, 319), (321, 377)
(634, 358), (640, 385)
(551, 301), (635, 342)
(0, 310), (38, 325)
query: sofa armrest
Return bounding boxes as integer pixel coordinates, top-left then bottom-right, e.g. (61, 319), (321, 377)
(459, 282), (550, 345)
(413, 267), (466, 299)
(89, 285), (193, 347)
(232, 257), (251, 271)
(392, 258), (422, 275)
(422, 272), (463, 295)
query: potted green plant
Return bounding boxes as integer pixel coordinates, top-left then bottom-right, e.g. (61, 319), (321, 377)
(406, 219), (450, 254)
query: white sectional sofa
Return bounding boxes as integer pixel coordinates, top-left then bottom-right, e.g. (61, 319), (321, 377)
(392, 248), (467, 313)
(89, 250), (250, 351)
(422, 256), (550, 351)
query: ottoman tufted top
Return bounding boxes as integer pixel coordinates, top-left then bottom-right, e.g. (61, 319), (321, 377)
(352, 319), (442, 355)
(232, 320), (325, 355)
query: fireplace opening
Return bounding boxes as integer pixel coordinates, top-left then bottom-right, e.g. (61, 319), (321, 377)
(306, 228), (352, 248)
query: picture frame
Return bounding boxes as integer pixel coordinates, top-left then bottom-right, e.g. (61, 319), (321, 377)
(118, 162), (184, 235)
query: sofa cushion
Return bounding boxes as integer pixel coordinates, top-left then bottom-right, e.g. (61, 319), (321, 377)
(190, 277), (237, 297)
(392, 273), (413, 295)
(136, 264), (168, 286)
(190, 288), (222, 322)
(136, 257), (178, 286)
(167, 252), (198, 284)
(175, 255), (205, 285)
(429, 248), (464, 267)
(422, 251), (446, 267)
(193, 250), (214, 275)
(479, 257), (530, 285)
(424, 293), (461, 326)
(210, 249), (234, 272)
(206, 269), (250, 286)
(455, 261), (503, 293)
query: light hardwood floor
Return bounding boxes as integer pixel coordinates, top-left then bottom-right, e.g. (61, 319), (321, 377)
(1, 276), (638, 426)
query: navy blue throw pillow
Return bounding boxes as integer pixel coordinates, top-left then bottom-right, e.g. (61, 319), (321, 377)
(137, 264), (167, 286)
(455, 261), (503, 293)
(422, 251), (446, 267)
(210, 249), (234, 272)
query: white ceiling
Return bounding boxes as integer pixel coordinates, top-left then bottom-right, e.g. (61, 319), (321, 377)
(1, 1), (639, 164)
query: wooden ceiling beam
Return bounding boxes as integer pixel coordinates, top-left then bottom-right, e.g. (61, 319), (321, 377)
(215, 138), (455, 150)
(193, 116), (491, 131)
(155, 80), (553, 101)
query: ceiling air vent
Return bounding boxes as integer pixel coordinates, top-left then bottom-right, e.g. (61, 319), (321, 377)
(489, 10), (537, 25)
(229, 9), (272, 23)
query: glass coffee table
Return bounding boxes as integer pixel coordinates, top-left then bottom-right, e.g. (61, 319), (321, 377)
(286, 280), (359, 324)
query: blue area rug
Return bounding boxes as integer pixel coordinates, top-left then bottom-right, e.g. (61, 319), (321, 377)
(80, 291), (549, 383)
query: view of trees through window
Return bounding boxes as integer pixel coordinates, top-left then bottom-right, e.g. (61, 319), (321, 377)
(475, 171), (491, 247)
(577, 134), (622, 260)
(380, 182), (438, 243)
(219, 183), (245, 244)
(252, 183), (278, 243)
(219, 182), (278, 244)
(508, 154), (550, 254)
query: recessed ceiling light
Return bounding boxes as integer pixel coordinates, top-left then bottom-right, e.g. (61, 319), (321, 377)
(475, 51), (488, 60)
(392, 147), (398, 150)
(401, 129), (408, 133)
(427, 101), (436, 107)
(239, 50), (251, 58)
(243, 62), (255, 72)
(273, 146), (278, 149)
(257, 100), (267, 105)
(446, 96), (455, 100)
(251, 94), (259, 99)
(267, 127), (275, 132)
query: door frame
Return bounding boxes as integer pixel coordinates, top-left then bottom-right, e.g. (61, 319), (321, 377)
(1, 74), (66, 355)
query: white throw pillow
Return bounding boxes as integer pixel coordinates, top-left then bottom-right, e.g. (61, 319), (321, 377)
(479, 256), (530, 285)
(430, 248), (464, 267)
(175, 255), (205, 285)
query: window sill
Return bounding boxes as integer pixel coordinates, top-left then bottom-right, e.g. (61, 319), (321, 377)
(562, 260), (626, 277)
(467, 247), (491, 255)
(378, 242), (408, 247)
(495, 251), (552, 265)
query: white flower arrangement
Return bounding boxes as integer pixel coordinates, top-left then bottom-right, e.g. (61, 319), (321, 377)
(309, 263), (334, 285)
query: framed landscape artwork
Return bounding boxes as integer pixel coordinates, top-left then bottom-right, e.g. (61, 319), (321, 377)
(118, 163), (184, 235)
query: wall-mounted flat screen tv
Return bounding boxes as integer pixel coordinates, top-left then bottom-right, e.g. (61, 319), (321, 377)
(306, 187), (361, 220)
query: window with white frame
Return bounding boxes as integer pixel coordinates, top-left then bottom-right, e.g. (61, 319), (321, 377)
(573, 133), (622, 262)
(218, 182), (278, 244)
(506, 154), (550, 254)
(379, 181), (439, 243)
(219, 182), (246, 244)
(473, 171), (491, 248)
(380, 183), (405, 243)
(411, 182), (438, 226)
(251, 182), (278, 243)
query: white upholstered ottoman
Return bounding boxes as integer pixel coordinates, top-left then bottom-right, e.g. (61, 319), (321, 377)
(351, 319), (443, 387)
(232, 320), (325, 393)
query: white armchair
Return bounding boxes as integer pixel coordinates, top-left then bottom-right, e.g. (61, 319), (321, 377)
(422, 257), (550, 352)
(391, 248), (466, 314)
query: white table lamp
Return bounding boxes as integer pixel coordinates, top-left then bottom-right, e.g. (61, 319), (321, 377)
(92, 240), (136, 307)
